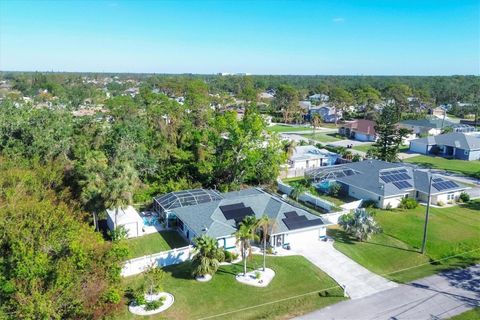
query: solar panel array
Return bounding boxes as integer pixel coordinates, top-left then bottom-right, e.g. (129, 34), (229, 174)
(220, 203), (255, 223)
(432, 178), (443, 183)
(392, 181), (413, 189)
(380, 173), (411, 183)
(432, 180), (459, 191)
(282, 211), (324, 230)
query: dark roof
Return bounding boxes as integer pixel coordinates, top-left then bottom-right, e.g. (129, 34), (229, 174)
(400, 118), (471, 130)
(154, 189), (224, 211)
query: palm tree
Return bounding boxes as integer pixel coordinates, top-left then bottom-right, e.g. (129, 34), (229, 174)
(257, 215), (276, 271)
(234, 216), (259, 275)
(283, 140), (297, 159)
(291, 182), (308, 201)
(191, 235), (224, 278)
(338, 208), (382, 242)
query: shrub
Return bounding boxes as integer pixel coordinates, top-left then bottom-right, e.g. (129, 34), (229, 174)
(144, 297), (165, 311)
(385, 203), (392, 210)
(399, 198), (418, 209)
(132, 288), (146, 306)
(437, 200), (445, 207)
(459, 192), (470, 203)
(223, 250), (233, 262)
(266, 247), (274, 254)
(255, 271), (261, 280)
(328, 182), (341, 196)
(361, 200), (377, 208)
(102, 288), (122, 304)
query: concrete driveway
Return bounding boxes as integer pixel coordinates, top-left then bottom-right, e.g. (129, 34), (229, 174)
(295, 264), (480, 320)
(292, 240), (397, 299)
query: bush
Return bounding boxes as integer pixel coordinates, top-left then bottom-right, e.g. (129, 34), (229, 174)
(399, 198), (418, 209)
(144, 297), (165, 311)
(255, 271), (261, 279)
(328, 182), (341, 196)
(437, 200), (445, 207)
(361, 200), (377, 208)
(459, 192), (470, 203)
(132, 288), (146, 306)
(266, 247), (274, 254)
(223, 250), (233, 262)
(102, 288), (122, 304)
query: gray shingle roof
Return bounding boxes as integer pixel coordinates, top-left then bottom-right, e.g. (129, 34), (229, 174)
(170, 188), (326, 239)
(307, 159), (467, 198)
(400, 118), (464, 129)
(411, 132), (480, 150)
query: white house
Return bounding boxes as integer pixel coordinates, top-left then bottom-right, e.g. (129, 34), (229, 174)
(106, 206), (143, 238)
(288, 145), (338, 170)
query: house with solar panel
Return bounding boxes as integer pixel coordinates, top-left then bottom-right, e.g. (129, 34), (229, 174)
(153, 188), (330, 250)
(306, 160), (467, 209)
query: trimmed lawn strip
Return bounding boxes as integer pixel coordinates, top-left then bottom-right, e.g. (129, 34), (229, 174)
(125, 231), (188, 259)
(117, 255), (345, 319)
(352, 143), (374, 153)
(331, 200), (480, 283)
(266, 125), (312, 133)
(403, 155), (480, 178)
(300, 132), (344, 143)
(449, 308), (480, 320)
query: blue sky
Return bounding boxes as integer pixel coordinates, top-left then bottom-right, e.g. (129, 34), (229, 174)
(0, 0), (479, 75)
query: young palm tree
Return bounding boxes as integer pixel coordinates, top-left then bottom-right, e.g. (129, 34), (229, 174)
(338, 208), (382, 242)
(234, 216), (259, 275)
(291, 182), (308, 201)
(191, 235), (224, 278)
(257, 215), (275, 271)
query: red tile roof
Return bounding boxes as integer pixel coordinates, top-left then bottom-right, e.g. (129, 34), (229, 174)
(343, 119), (376, 135)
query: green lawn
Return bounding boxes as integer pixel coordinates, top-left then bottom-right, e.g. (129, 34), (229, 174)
(266, 124), (312, 133)
(117, 256), (345, 320)
(352, 143), (374, 153)
(404, 155), (480, 178)
(331, 200), (480, 283)
(449, 308), (480, 320)
(301, 132), (344, 143)
(125, 231), (189, 259)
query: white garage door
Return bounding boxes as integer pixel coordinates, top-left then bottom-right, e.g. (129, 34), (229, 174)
(287, 229), (320, 249)
(410, 141), (427, 154)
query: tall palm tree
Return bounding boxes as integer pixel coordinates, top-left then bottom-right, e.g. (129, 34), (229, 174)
(191, 235), (224, 278)
(257, 215), (276, 271)
(234, 216), (259, 275)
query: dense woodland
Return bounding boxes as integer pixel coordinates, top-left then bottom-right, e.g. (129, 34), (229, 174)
(0, 72), (478, 318)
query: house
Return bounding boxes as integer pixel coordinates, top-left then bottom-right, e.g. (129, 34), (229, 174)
(106, 206), (163, 238)
(153, 188), (330, 250)
(338, 119), (376, 141)
(430, 106), (447, 118)
(288, 145), (338, 170)
(409, 132), (480, 161)
(309, 93), (329, 102)
(399, 118), (475, 136)
(309, 105), (340, 123)
(306, 160), (468, 209)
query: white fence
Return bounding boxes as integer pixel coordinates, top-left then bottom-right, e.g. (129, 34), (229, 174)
(122, 245), (193, 277)
(279, 167), (307, 179)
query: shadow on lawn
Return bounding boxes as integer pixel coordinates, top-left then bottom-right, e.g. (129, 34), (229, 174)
(363, 240), (420, 254)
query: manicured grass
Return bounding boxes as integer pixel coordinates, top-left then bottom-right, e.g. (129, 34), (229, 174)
(117, 255), (345, 320)
(301, 132), (344, 143)
(125, 231), (189, 259)
(266, 124), (312, 133)
(352, 143), (373, 153)
(316, 193), (357, 206)
(449, 308), (480, 320)
(331, 200), (480, 283)
(404, 155), (480, 178)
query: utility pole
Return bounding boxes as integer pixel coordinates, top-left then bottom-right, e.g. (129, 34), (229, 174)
(421, 175), (433, 254)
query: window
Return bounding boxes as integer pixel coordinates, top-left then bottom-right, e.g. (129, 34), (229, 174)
(447, 193), (454, 200)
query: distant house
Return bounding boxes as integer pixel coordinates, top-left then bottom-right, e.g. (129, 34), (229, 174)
(338, 119), (376, 141)
(153, 188), (330, 250)
(409, 132), (480, 161)
(299, 100), (312, 110)
(258, 91), (275, 100)
(309, 105), (340, 123)
(429, 106), (447, 118)
(306, 160), (467, 209)
(309, 93), (329, 102)
(399, 118), (474, 136)
(288, 145), (338, 170)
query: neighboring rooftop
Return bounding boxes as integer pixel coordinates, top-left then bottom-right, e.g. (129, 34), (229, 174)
(306, 159), (466, 197)
(400, 118), (474, 131)
(411, 132), (480, 150)
(342, 119), (376, 135)
(290, 145), (338, 162)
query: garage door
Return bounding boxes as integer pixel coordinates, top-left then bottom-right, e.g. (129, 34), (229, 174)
(287, 229), (320, 249)
(410, 141), (427, 154)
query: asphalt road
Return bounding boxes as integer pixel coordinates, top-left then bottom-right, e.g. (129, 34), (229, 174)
(295, 264), (480, 320)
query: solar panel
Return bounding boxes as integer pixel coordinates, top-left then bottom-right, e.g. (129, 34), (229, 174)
(220, 203), (245, 213)
(432, 178), (443, 183)
(432, 180), (459, 191)
(398, 169), (408, 173)
(222, 206), (254, 221)
(393, 181), (413, 189)
(284, 211), (299, 219)
(283, 217), (324, 230)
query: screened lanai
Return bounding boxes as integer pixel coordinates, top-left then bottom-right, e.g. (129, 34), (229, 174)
(153, 189), (224, 213)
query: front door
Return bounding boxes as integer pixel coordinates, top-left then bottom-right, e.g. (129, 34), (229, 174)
(275, 234), (284, 247)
